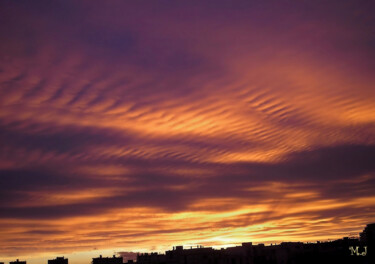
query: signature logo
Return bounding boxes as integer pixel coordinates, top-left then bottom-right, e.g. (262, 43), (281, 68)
(349, 246), (367, 256)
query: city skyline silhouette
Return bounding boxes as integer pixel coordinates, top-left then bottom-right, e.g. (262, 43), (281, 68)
(1, 223), (374, 264)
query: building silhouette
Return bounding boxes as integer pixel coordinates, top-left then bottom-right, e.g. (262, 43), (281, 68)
(48, 257), (68, 264)
(360, 223), (375, 260)
(92, 255), (123, 264)
(10, 260), (26, 264)
(360, 223), (375, 245)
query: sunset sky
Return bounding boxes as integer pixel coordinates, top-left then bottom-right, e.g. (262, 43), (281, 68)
(1, 0), (375, 263)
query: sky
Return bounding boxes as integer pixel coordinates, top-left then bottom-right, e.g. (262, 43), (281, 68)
(0, 0), (375, 263)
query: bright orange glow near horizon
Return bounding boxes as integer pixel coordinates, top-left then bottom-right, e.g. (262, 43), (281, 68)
(0, 1), (375, 263)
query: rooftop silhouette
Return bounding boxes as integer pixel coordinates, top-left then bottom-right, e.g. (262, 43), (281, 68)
(9, 260), (26, 264)
(92, 255), (123, 264)
(48, 257), (68, 264)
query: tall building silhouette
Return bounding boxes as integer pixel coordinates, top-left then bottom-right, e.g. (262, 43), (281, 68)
(360, 223), (375, 245)
(360, 223), (375, 261)
(48, 257), (68, 264)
